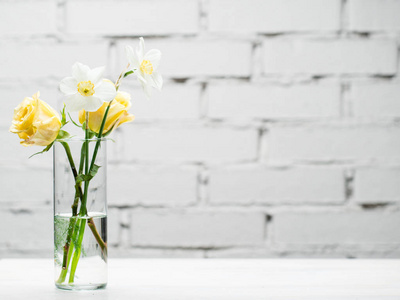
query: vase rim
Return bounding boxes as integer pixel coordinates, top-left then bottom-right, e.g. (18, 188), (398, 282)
(55, 137), (109, 143)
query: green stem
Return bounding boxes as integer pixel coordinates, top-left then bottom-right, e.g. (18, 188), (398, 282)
(60, 142), (78, 178)
(56, 142), (82, 283)
(56, 216), (77, 283)
(79, 142), (85, 174)
(68, 218), (86, 283)
(61, 142), (83, 214)
(80, 114), (90, 217)
(88, 217), (107, 260)
(89, 104), (111, 172)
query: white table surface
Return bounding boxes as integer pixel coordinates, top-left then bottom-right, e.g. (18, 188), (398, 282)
(0, 259), (399, 299)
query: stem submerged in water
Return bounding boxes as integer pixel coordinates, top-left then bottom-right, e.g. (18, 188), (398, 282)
(56, 142), (81, 283)
(68, 218), (87, 283)
(88, 217), (107, 260)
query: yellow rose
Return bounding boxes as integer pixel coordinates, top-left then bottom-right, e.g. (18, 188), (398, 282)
(10, 92), (61, 146)
(79, 91), (135, 134)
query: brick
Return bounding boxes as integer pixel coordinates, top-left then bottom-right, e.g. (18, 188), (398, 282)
(349, 0), (400, 32)
(131, 211), (265, 247)
(0, 206), (53, 250)
(0, 42), (109, 79)
(0, 126), (53, 166)
(263, 39), (397, 75)
(108, 165), (197, 206)
(107, 208), (120, 246)
(209, 0), (340, 33)
(351, 83), (400, 118)
(354, 168), (400, 204)
(0, 1), (57, 36)
(209, 166), (345, 205)
(273, 211), (400, 244)
(123, 83), (200, 121)
(0, 166), (52, 204)
(66, 0), (198, 35)
(117, 39), (252, 77)
(120, 124), (258, 163)
(208, 83), (340, 120)
(267, 125), (400, 163)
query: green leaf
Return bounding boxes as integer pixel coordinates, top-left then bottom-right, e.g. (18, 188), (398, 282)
(60, 105), (68, 127)
(75, 165), (101, 184)
(123, 70), (134, 78)
(54, 215), (71, 266)
(88, 131), (95, 139)
(75, 174), (89, 185)
(56, 130), (70, 140)
(29, 142), (53, 158)
(68, 112), (81, 128)
(90, 164), (101, 177)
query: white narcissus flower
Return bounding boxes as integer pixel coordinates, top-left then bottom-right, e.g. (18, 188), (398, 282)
(125, 37), (163, 98)
(59, 62), (117, 112)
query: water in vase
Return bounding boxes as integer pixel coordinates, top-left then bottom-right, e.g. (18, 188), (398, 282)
(54, 212), (107, 290)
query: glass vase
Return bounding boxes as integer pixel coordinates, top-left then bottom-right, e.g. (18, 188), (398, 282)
(53, 138), (108, 290)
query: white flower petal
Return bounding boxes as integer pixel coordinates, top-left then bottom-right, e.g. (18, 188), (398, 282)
(59, 76), (78, 95)
(88, 66), (105, 85)
(143, 76), (156, 92)
(95, 80), (117, 102)
(64, 93), (86, 112)
(126, 45), (140, 69)
(144, 49), (161, 69)
(81, 96), (103, 112)
(136, 37), (145, 61)
(72, 62), (90, 82)
(141, 80), (153, 99)
(149, 71), (163, 90)
(136, 72), (147, 85)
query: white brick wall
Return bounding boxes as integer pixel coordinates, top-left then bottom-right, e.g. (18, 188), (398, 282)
(130, 210), (265, 247)
(209, 166), (345, 205)
(263, 39), (397, 75)
(273, 211), (400, 244)
(351, 83), (400, 118)
(116, 39), (252, 78)
(130, 83), (201, 121)
(0, 0), (57, 37)
(121, 124), (258, 163)
(1, 0), (400, 258)
(267, 125), (400, 164)
(0, 42), (109, 79)
(348, 0), (400, 32)
(354, 168), (400, 204)
(108, 165), (198, 207)
(0, 166), (52, 205)
(207, 83), (341, 120)
(208, 0), (341, 33)
(66, 0), (199, 35)
(0, 207), (53, 251)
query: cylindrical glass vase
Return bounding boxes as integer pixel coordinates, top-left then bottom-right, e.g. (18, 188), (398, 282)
(53, 138), (108, 290)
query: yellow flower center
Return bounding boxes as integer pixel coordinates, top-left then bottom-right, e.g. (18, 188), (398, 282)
(77, 81), (95, 97)
(140, 60), (153, 75)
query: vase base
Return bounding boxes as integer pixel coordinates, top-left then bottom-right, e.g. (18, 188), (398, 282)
(55, 283), (107, 291)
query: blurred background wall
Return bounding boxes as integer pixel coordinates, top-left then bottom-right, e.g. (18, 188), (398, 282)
(1, 0), (400, 258)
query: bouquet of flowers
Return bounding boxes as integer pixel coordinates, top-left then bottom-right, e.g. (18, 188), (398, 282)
(9, 38), (162, 289)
